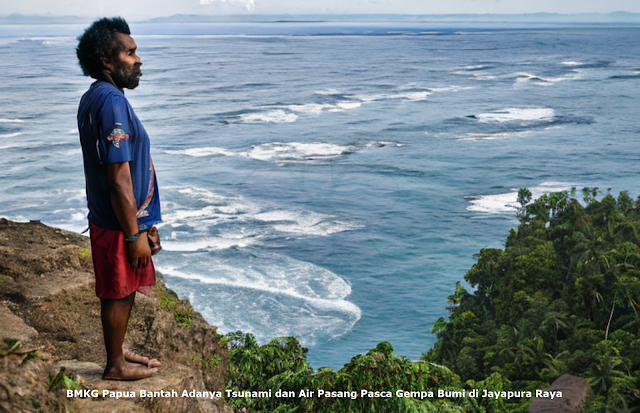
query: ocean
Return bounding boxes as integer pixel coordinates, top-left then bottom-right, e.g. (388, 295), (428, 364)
(1, 21), (639, 369)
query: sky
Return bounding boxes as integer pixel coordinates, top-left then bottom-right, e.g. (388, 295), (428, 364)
(1, 0), (639, 19)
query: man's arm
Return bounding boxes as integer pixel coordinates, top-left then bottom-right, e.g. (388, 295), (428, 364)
(107, 161), (151, 269)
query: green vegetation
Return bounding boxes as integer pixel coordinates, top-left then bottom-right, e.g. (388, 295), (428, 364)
(225, 332), (511, 412)
(0, 274), (9, 290)
(425, 188), (640, 411)
(173, 307), (193, 327)
(0, 338), (21, 357)
(157, 284), (194, 327)
(225, 189), (640, 412)
(1, 338), (40, 364)
(47, 368), (83, 392)
(157, 285), (180, 310)
(192, 353), (221, 370)
(78, 248), (91, 260)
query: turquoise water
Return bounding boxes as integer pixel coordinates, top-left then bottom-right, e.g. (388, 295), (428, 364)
(1, 22), (639, 369)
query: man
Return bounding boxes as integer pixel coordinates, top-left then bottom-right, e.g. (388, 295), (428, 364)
(77, 17), (161, 381)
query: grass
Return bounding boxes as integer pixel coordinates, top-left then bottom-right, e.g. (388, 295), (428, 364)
(0, 274), (11, 290)
(191, 353), (221, 370)
(173, 308), (193, 327)
(78, 248), (91, 260)
(157, 285), (179, 310)
(156, 285), (194, 327)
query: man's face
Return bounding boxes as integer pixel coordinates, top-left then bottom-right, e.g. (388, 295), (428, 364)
(109, 32), (142, 90)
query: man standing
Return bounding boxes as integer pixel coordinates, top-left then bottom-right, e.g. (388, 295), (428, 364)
(77, 17), (161, 380)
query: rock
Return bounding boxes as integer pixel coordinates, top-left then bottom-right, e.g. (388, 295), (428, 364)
(0, 304), (38, 342)
(529, 374), (590, 413)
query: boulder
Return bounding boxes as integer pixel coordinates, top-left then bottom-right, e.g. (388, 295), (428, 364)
(530, 374), (590, 413)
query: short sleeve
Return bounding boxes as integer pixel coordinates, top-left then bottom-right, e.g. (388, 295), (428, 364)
(99, 95), (133, 164)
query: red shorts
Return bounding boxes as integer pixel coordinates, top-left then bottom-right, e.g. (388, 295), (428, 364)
(89, 221), (156, 299)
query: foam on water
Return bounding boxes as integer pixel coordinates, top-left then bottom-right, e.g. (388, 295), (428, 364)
(0, 214), (29, 223)
(164, 204), (249, 222)
(154, 183), (363, 344)
(239, 110), (298, 123)
(235, 85), (436, 124)
(473, 108), (556, 123)
(163, 252), (352, 300)
(287, 101), (362, 115)
(514, 71), (581, 85)
(242, 142), (352, 163)
(229, 102), (362, 125)
(237, 99), (363, 124)
(0, 138), (72, 151)
(0, 201), (49, 213)
(49, 208), (90, 233)
(162, 236), (258, 251)
(164, 141), (403, 165)
(453, 65), (497, 80)
(0, 118), (26, 123)
(430, 86), (475, 93)
(254, 209), (363, 236)
(353, 89), (432, 102)
(156, 249), (361, 345)
(0, 133), (23, 139)
(314, 89), (341, 95)
(466, 182), (574, 214)
(160, 186), (260, 227)
(459, 131), (531, 141)
(61, 149), (82, 156)
(462, 73), (496, 80)
(165, 147), (236, 157)
(158, 186), (362, 253)
(56, 188), (86, 200)
(286, 103), (335, 115)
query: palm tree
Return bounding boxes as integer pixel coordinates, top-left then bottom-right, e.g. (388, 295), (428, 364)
(540, 351), (570, 381)
(587, 352), (628, 394)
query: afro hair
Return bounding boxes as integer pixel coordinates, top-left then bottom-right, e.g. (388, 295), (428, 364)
(76, 17), (130, 78)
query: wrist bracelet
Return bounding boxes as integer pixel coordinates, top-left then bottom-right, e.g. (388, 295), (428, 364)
(124, 232), (140, 242)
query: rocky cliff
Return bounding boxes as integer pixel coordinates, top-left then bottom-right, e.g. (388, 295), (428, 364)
(0, 218), (232, 413)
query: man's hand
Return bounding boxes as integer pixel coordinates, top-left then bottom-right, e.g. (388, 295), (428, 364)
(107, 161), (149, 269)
(127, 231), (151, 269)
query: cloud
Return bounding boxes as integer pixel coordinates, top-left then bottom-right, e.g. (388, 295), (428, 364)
(200, 0), (255, 11)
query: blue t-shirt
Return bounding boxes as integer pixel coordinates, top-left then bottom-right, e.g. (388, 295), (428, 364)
(78, 81), (161, 231)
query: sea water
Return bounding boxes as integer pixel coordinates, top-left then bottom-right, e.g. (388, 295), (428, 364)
(1, 22), (639, 369)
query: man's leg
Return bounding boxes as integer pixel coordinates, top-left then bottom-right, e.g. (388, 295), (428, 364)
(101, 292), (158, 380)
(121, 293), (161, 368)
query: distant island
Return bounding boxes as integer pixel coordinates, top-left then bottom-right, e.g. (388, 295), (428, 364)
(1, 12), (640, 25)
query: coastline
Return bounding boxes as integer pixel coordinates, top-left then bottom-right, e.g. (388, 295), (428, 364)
(0, 217), (593, 413)
(0, 218), (231, 412)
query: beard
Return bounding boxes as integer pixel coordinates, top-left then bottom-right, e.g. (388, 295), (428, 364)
(111, 61), (142, 90)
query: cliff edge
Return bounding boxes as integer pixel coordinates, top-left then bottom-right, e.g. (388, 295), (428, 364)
(0, 218), (232, 413)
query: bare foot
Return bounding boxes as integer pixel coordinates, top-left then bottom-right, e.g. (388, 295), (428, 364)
(102, 361), (158, 381)
(123, 346), (161, 368)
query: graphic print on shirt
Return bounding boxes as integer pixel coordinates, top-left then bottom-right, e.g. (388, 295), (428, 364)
(107, 123), (129, 148)
(136, 156), (155, 219)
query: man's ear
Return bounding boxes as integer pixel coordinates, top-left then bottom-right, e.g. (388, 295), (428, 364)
(101, 56), (114, 73)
